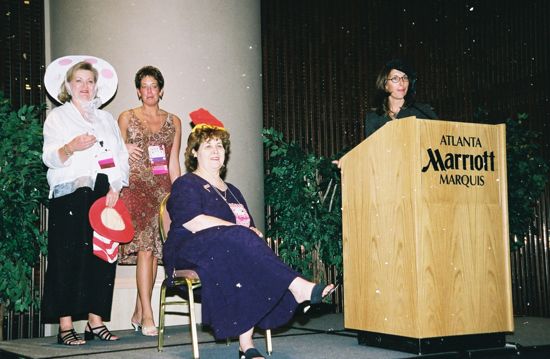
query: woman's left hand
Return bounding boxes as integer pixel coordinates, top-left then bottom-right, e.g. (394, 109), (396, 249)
(249, 226), (264, 238)
(105, 188), (120, 207)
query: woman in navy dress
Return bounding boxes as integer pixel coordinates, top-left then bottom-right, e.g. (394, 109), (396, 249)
(163, 109), (335, 359)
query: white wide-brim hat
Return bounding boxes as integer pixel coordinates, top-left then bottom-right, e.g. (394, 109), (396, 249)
(44, 55), (118, 105)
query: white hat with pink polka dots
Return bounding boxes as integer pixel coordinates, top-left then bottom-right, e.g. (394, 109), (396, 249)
(44, 55), (118, 105)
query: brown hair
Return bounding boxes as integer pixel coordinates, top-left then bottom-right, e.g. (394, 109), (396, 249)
(184, 127), (231, 177)
(372, 58), (417, 115)
(58, 61), (98, 103)
(134, 65), (165, 90)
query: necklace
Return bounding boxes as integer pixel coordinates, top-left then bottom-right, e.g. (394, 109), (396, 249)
(212, 185), (227, 201)
(210, 179), (242, 206)
(195, 169), (225, 189)
(195, 172), (242, 206)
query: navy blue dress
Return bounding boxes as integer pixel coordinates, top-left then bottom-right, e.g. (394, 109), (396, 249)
(163, 173), (301, 339)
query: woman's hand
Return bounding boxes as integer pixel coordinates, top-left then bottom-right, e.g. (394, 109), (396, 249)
(68, 133), (97, 152)
(249, 226), (264, 238)
(126, 143), (144, 163)
(105, 188), (119, 207)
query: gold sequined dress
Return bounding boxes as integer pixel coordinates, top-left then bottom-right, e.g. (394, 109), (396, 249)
(119, 110), (176, 264)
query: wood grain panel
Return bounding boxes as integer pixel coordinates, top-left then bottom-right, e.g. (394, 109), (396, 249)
(342, 118), (419, 336)
(341, 117), (513, 338)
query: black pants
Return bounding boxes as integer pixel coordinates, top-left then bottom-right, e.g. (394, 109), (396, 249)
(41, 174), (117, 323)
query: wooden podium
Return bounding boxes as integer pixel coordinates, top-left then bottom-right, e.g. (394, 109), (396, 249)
(340, 117), (513, 354)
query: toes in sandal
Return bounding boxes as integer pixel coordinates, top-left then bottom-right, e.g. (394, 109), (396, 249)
(303, 282), (340, 313)
(311, 282), (339, 304)
(57, 328), (85, 345)
(239, 347), (265, 359)
(84, 322), (119, 341)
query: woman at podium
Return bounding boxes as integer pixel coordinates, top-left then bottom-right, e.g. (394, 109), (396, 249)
(365, 59), (437, 138)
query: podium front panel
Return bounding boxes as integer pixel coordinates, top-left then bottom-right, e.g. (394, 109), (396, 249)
(417, 119), (513, 337)
(341, 117), (513, 339)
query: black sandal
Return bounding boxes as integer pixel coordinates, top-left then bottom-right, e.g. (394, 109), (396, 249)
(303, 282), (339, 313)
(239, 348), (265, 359)
(57, 328), (85, 345)
(84, 322), (119, 341)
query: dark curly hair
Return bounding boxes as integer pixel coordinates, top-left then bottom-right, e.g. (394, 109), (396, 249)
(184, 126), (231, 178)
(134, 65), (165, 90)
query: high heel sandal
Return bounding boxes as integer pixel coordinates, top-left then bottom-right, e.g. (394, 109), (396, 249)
(239, 347), (265, 359)
(303, 282), (340, 313)
(84, 322), (119, 341)
(57, 328), (86, 345)
(131, 321), (142, 331)
(141, 325), (158, 336)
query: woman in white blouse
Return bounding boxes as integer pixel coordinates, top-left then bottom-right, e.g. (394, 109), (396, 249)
(41, 57), (128, 345)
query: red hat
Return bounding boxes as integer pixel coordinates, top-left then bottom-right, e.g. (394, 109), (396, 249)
(89, 197), (134, 263)
(89, 197), (135, 244)
(189, 108), (225, 132)
(92, 231), (120, 263)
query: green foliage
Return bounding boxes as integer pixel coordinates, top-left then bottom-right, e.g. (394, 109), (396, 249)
(475, 109), (549, 250)
(505, 113), (549, 249)
(0, 93), (49, 312)
(263, 128), (342, 282)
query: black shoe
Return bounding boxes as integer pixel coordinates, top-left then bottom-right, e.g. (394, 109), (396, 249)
(84, 322), (119, 341)
(304, 282), (340, 313)
(57, 328), (85, 345)
(239, 347), (265, 359)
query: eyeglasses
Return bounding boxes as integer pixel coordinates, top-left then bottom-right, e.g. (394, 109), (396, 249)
(387, 75), (409, 84)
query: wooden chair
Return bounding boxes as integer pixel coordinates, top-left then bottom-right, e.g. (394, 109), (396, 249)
(157, 194), (273, 358)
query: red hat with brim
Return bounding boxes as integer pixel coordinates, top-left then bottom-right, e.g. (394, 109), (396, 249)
(89, 197), (134, 244)
(189, 108), (225, 131)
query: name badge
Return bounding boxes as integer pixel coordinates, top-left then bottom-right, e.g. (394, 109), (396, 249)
(148, 145), (168, 175)
(228, 203), (251, 227)
(96, 148), (116, 169)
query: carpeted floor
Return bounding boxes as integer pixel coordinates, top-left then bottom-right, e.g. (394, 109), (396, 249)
(1, 314), (549, 358)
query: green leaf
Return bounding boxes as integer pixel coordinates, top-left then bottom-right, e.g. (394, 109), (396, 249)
(264, 127), (343, 281)
(0, 93), (48, 312)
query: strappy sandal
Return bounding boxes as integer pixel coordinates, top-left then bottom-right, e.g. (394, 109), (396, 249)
(57, 328), (86, 345)
(239, 347), (265, 359)
(84, 322), (119, 341)
(303, 282), (340, 313)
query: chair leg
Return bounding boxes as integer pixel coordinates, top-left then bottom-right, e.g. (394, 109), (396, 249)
(187, 280), (200, 359)
(158, 284), (167, 352)
(265, 329), (273, 355)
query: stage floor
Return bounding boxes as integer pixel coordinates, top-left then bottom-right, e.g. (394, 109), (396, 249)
(0, 314), (549, 358)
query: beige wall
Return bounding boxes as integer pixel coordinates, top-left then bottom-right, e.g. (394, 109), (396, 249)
(44, 0), (263, 332)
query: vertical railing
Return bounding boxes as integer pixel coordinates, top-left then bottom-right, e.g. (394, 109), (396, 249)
(511, 188), (550, 316)
(2, 203), (47, 340)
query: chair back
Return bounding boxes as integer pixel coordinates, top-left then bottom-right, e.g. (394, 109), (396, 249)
(159, 193), (171, 243)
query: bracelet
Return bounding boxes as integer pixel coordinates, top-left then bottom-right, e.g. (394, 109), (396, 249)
(62, 144), (73, 157)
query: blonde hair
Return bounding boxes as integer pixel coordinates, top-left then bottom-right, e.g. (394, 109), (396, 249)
(58, 61), (98, 103)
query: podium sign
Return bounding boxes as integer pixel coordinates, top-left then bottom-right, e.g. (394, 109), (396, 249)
(340, 117), (513, 353)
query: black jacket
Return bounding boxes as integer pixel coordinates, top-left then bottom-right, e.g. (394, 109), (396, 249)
(365, 102), (438, 139)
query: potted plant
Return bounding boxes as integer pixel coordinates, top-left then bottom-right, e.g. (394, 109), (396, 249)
(0, 93), (49, 340)
(263, 128), (342, 284)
